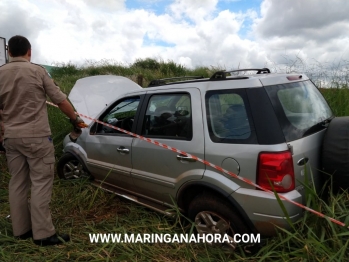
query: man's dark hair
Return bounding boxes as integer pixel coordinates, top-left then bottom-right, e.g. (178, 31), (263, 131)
(8, 35), (31, 57)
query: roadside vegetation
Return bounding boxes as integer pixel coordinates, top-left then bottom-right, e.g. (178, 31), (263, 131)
(1, 58), (349, 261)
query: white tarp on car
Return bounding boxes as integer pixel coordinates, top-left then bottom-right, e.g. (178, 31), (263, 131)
(68, 75), (142, 124)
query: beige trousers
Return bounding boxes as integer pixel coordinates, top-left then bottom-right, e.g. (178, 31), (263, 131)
(4, 137), (56, 240)
(0, 110), (4, 143)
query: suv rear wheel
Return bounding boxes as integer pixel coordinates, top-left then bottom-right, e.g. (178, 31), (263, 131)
(188, 192), (249, 250)
(57, 153), (90, 180)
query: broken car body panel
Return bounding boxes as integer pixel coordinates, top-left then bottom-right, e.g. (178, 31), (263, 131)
(68, 75), (142, 124)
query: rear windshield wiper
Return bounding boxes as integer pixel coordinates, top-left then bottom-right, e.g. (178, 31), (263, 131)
(302, 116), (334, 137)
(319, 116), (334, 127)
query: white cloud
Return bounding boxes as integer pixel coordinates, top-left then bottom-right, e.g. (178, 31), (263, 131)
(169, 0), (218, 22)
(253, 0), (349, 66)
(255, 0), (349, 39)
(0, 1), (48, 62)
(0, 0), (348, 72)
(82, 0), (125, 11)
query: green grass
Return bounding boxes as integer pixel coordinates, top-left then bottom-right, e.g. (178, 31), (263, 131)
(1, 59), (349, 261)
(320, 88), (349, 116)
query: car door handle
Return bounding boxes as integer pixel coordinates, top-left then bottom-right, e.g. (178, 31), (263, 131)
(117, 147), (129, 154)
(176, 154), (196, 162)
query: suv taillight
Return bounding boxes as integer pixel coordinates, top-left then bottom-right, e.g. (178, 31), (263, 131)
(257, 151), (295, 193)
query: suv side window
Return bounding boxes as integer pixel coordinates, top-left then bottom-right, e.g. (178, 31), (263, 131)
(206, 90), (256, 143)
(93, 96), (140, 135)
(142, 93), (192, 140)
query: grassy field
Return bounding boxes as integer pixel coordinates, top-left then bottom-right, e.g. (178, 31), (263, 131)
(1, 59), (349, 261)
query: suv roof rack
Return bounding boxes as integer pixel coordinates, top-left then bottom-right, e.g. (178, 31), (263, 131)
(210, 68), (271, 80)
(148, 76), (204, 87)
(147, 68), (271, 87)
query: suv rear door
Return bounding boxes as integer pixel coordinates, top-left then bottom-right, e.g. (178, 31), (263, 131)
(262, 79), (333, 199)
(130, 88), (205, 204)
(204, 86), (263, 190)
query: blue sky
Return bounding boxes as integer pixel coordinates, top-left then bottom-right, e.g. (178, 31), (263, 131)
(125, 0), (262, 15)
(216, 0), (261, 13)
(125, 0), (262, 41)
(0, 0), (348, 71)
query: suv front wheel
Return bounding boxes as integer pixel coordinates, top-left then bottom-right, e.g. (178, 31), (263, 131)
(188, 192), (249, 250)
(57, 153), (90, 180)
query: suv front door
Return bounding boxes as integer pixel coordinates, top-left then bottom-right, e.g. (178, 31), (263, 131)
(85, 95), (143, 190)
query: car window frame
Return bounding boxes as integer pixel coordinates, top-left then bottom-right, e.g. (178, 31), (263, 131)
(136, 92), (193, 141)
(90, 95), (145, 136)
(205, 88), (258, 144)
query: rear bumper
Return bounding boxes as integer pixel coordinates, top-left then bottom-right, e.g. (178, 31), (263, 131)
(231, 188), (304, 236)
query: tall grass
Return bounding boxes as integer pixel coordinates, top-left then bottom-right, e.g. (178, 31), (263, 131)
(1, 58), (349, 261)
(266, 55), (349, 89)
(320, 88), (349, 116)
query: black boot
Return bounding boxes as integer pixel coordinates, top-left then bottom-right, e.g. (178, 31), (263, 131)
(15, 230), (33, 240)
(0, 143), (5, 154)
(34, 233), (70, 246)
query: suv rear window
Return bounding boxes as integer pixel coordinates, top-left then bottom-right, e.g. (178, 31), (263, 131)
(265, 80), (333, 141)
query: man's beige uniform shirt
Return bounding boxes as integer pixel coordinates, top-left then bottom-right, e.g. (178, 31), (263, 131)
(0, 57), (66, 138)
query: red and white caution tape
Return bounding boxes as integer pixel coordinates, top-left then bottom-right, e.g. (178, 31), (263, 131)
(47, 101), (348, 228)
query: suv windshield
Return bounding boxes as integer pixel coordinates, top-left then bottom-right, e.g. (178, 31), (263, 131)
(265, 80), (333, 142)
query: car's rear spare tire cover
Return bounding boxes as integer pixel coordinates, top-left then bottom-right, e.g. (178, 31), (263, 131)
(322, 116), (349, 192)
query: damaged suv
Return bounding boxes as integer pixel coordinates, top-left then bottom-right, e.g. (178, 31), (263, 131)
(57, 68), (333, 245)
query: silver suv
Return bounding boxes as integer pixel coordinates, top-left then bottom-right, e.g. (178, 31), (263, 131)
(57, 68), (333, 242)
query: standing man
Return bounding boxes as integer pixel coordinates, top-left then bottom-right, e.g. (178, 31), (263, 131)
(0, 35), (85, 246)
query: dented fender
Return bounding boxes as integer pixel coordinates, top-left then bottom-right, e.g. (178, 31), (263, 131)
(63, 138), (90, 172)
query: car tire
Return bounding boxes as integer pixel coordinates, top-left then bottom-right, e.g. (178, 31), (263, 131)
(322, 116), (349, 193)
(188, 192), (250, 250)
(57, 153), (90, 180)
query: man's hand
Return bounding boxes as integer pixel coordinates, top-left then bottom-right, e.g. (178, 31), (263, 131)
(68, 116), (87, 143)
(70, 116), (87, 128)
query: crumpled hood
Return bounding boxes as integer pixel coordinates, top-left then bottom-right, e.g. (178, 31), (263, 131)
(68, 75), (142, 124)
